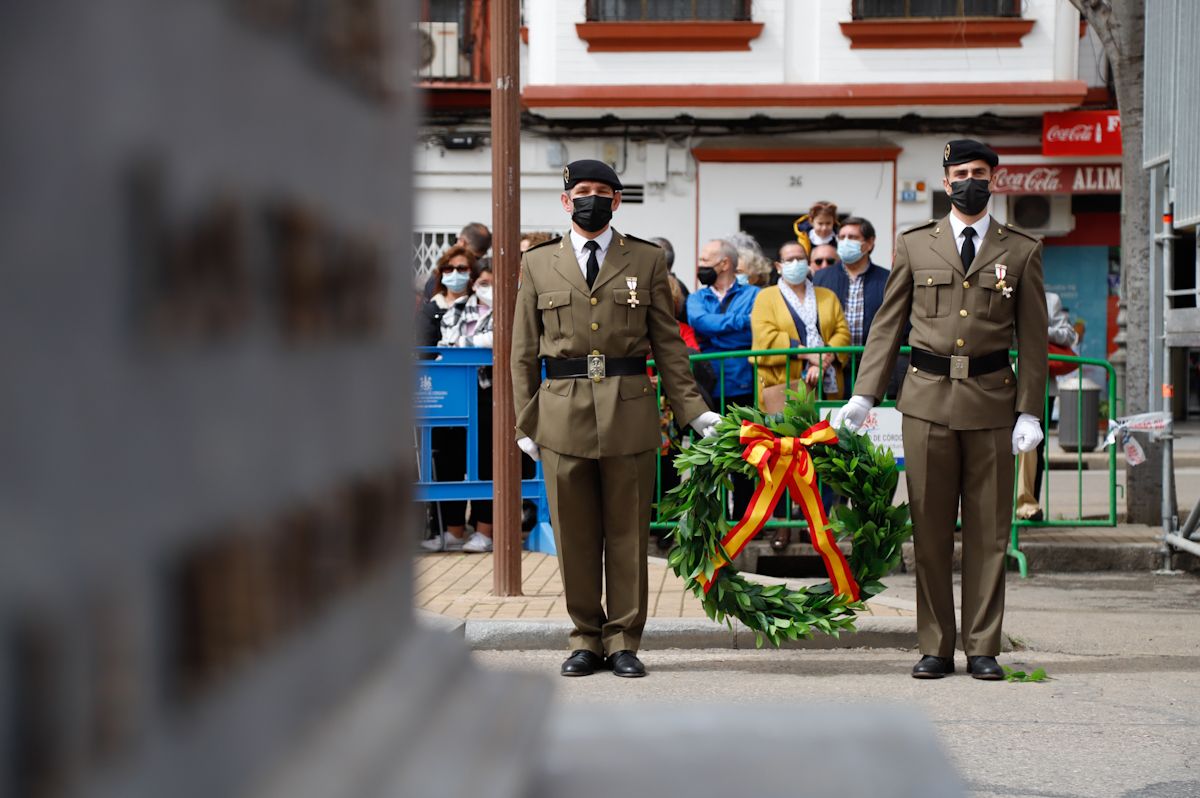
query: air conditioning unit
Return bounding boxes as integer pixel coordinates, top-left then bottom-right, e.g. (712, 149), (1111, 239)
(1007, 194), (1075, 237)
(416, 22), (459, 79)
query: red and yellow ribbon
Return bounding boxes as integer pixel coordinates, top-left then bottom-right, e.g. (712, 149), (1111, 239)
(699, 421), (859, 601)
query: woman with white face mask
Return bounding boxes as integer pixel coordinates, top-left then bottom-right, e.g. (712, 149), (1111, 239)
(750, 239), (851, 549)
(421, 249), (500, 554)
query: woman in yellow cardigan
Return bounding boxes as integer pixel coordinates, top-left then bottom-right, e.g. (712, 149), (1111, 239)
(751, 249), (851, 549)
(751, 254), (852, 405)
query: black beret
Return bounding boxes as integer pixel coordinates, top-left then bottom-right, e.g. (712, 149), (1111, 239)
(563, 159), (623, 191)
(943, 139), (999, 169)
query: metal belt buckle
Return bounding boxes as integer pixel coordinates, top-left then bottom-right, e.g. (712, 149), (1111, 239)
(587, 354), (606, 382)
(949, 355), (969, 380)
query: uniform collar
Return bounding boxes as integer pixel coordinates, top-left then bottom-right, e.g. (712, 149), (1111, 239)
(569, 226), (613, 257)
(948, 212), (991, 242)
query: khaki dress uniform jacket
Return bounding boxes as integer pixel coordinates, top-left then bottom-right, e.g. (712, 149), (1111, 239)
(512, 230), (709, 655)
(855, 215), (1049, 657)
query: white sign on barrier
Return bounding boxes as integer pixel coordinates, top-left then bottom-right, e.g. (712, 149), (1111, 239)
(821, 406), (905, 467)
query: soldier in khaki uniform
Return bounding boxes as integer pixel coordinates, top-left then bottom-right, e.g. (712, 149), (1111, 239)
(512, 160), (720, 678)
(833, 140), (1048, 680)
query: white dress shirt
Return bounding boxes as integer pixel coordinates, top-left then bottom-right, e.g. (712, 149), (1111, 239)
(569, 227), (613, 279)
(948, 212), (992, 255)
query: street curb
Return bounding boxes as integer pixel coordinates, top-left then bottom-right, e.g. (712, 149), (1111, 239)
(416, 609), (466, 638)
(460, 616), (923, 651)
(901, 540), (1170, 572)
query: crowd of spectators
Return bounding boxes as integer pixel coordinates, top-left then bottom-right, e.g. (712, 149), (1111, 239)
(416, 204), (905, 550)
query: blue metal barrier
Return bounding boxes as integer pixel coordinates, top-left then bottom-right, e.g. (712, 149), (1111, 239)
(413, 347), (555, 554)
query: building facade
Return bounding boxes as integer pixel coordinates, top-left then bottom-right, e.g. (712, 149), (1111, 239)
(417, 0), (1130, 378)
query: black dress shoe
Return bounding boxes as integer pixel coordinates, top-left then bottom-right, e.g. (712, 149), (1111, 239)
(561, 650), (606, 677)
(608, 650), (647, 678)
(911, 655), (955, 679)
(967, 655), (1004, 681)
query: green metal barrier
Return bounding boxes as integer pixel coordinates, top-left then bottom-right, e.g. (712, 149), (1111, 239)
(646, 346), (1120, 577)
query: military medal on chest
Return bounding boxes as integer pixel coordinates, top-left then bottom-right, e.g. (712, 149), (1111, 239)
(995, 264), (1013, 299)
(626, 276), (639, 307)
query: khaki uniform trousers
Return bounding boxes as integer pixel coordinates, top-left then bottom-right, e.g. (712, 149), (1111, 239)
(902, 416), (1014, 657)
(540, 447), (657, 656)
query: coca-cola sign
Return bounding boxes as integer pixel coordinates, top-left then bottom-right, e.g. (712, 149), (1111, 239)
(991, 164), (1122, 195)
(1042, 111), (1122, 156)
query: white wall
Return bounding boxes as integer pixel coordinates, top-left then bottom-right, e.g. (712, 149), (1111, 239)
(525, 0), (1076, 88)
(697, 159), (896, 270)
(413, 131), (1039, 285)
(814, 0), (1076, 84)
(413, 136), (700, 276)
(526, 0), (788, 86)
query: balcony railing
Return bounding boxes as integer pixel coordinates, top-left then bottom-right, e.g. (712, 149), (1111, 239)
(585, 0), (752, 22)
(853, 0), (1021, 17)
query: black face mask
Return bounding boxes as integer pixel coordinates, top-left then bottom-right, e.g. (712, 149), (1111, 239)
(697, 266), (718, 286)
(949, 178), (992, 216)
(571, 194), (613, 233)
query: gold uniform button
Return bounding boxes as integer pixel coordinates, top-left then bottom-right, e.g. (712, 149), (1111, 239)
(911, 367), (918, 373)
(956, 338), (965, 347)
(590, 322), (599, 330)
(592, 349), (600, 356)
(590, 297), (598, 305)
(963, 280), (970, 288)
(548, 299), (554, 306)
(642, 387), (648, 394)
(926, 277), (934, 285)
(1004, 377), (1011, 384)
(959, 309), (968, 317)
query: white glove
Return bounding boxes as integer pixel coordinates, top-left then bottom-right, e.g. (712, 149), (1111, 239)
(689, 411), (723, 438)
(831, 395), (874, 433)
(517, 436), (541, 462)
(1012, 413), (1043, 455)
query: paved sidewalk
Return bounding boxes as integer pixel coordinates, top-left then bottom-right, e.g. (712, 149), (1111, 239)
(415, 551), (915, 621)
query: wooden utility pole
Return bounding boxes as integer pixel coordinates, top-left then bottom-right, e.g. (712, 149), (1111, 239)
(491, 0), (522, 595)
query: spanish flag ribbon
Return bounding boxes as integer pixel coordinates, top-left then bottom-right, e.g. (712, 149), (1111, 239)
(699, 421), (859, 601)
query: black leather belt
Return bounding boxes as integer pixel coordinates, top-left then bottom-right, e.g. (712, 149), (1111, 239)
(910, 347), (1010, 380)
(544, 355), (645, 381)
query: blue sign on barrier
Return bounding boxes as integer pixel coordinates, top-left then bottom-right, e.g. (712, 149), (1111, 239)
(414, 347), (556, 554)
(414, 366), (473, 419)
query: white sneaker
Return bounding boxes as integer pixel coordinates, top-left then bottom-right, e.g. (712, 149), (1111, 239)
(421, 532), (464, 552)
(461, 531), (494, 553)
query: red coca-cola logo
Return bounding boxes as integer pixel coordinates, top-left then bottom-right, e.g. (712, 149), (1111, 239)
(1046, 123), (1099, 143)
(992, 167), (1064, 193)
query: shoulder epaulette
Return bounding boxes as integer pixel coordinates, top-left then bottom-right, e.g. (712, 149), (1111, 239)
(524, 235), (563, 253)
(622, 233), (661, 248)
(1001, 222), (1041, 242)
(901, 218), (939, 235)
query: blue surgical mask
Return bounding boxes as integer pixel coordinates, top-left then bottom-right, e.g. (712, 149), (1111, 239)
(781, 259), (809, 284)
(837, 238), (863, 265)
(735, 273), (750, 286)
(442, 271), (470, 293)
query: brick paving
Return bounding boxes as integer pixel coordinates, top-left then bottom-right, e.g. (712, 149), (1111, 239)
(415, 551), (913, 620)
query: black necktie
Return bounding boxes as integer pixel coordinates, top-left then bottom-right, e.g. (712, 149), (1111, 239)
(584, 240), (600, 288)
(960, 226), (976, 272)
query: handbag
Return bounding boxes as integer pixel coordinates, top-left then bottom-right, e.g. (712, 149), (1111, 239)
(761, 379), (806, 415)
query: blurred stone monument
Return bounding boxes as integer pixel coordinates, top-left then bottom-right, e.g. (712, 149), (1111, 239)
(0, 3), (540, 796)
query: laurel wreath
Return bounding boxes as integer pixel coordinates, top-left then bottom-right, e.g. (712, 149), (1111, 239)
(658, 388), (913, 647)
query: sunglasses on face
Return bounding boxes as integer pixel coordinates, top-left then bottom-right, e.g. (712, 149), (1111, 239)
(813, 258), (836, 265)
(441, 264), (471, 274)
